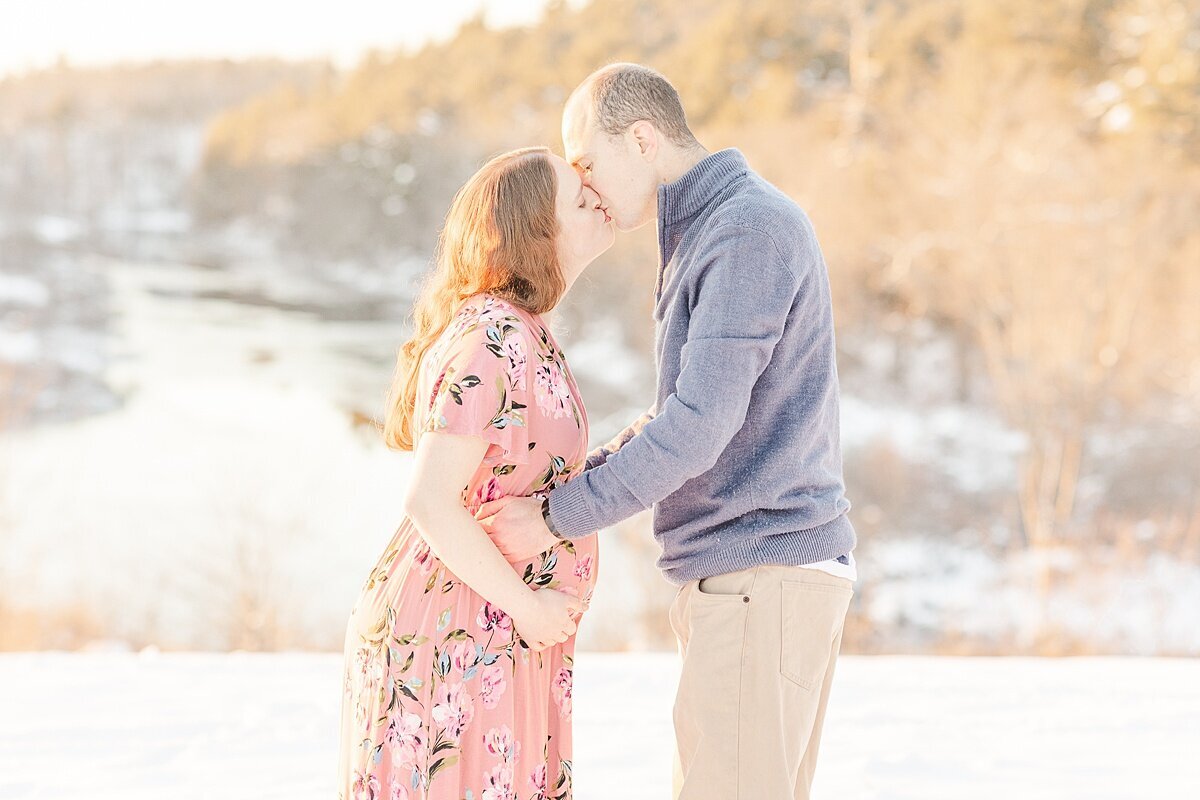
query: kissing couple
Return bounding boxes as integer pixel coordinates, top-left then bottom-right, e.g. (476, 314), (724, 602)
(337, 61), (857, 800)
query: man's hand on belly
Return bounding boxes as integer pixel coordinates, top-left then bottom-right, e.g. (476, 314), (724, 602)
(475, 496), (561, 562)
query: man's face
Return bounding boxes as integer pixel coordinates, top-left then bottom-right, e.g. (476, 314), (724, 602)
(562, 100), (657, 232)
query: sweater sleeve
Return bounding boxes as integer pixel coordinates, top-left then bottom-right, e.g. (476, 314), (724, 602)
(547, 225), (802, 538)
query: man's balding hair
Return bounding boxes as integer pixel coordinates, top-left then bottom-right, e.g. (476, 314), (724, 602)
(571, 63), (698, 147)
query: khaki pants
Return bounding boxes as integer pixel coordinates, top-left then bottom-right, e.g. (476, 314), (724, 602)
(668, 563), (854, 800)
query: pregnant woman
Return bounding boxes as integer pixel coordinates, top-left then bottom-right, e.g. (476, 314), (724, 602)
(336, 146), (614, 800)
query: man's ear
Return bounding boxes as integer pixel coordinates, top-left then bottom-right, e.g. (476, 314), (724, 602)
(629, 120), (658, 161)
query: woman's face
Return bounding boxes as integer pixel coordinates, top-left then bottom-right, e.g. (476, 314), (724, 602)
(550, 154), (614, 286)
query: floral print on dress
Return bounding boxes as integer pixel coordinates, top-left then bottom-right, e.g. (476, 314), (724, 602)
(422, 307), (532, 468)
(337, 293), (595, 800)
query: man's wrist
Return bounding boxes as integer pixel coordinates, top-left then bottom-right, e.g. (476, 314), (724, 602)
(540, 495), (567, 540)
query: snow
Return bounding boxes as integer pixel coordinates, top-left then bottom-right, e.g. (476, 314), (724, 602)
(96, 207), (192, 234)
(1, 651), (1197, 799)
(30, 215), (84, 245)
(0, 329), (39, 363)
(0, 274), (50, 307)
(839, 394), (1026, 494)
(859, 538), (1200, 653)
(562, 317), (645, 392)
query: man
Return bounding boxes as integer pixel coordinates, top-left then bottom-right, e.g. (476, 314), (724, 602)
(479, 63), (858, 799)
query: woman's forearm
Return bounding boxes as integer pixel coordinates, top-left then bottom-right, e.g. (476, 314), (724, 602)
(405, 499), (537, 619)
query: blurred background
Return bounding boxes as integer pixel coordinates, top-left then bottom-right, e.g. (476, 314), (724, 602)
(1, 0), (1198, 659)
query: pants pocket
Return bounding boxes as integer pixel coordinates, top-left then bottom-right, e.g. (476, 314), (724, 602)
(780, 581), (853, 690)
(695, 566), (756, 601)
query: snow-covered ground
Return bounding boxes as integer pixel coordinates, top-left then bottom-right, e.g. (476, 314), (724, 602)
(1, 651), (1197, 799)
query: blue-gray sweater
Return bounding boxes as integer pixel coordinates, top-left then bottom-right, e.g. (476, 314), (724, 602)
(547, 148), (856, 585)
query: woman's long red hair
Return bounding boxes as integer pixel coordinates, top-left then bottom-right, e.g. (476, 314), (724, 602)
(382, 147), (565, 451)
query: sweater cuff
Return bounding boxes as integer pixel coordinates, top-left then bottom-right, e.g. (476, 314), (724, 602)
(547, 479), (600, 540)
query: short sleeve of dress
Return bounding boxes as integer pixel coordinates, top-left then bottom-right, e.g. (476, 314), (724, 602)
(420, 312), (533, 467)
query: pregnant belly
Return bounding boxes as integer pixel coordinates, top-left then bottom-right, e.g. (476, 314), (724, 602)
(401, 520), (599, 608)
(516, 535), (599, 608)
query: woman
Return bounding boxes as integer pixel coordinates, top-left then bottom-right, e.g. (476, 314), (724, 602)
(336, 146), (614, 800)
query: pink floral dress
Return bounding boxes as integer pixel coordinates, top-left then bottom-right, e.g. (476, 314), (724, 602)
(337, 293), (597, 800)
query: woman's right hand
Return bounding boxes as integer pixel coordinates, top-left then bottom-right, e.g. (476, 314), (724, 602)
(510, 588), (583, 651)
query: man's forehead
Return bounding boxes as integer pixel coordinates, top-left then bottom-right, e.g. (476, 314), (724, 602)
(562, 130), (584, 162)
(565, 128), (599, 169)
(562, 98), (594, 163)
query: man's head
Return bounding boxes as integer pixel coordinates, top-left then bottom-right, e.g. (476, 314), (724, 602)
(562, 63), (702, 232)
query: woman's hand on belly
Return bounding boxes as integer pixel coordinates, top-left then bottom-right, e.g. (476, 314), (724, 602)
(509, 587), (583, 651)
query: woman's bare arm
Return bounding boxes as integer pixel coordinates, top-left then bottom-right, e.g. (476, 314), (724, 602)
(402, 431), (580, 649)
